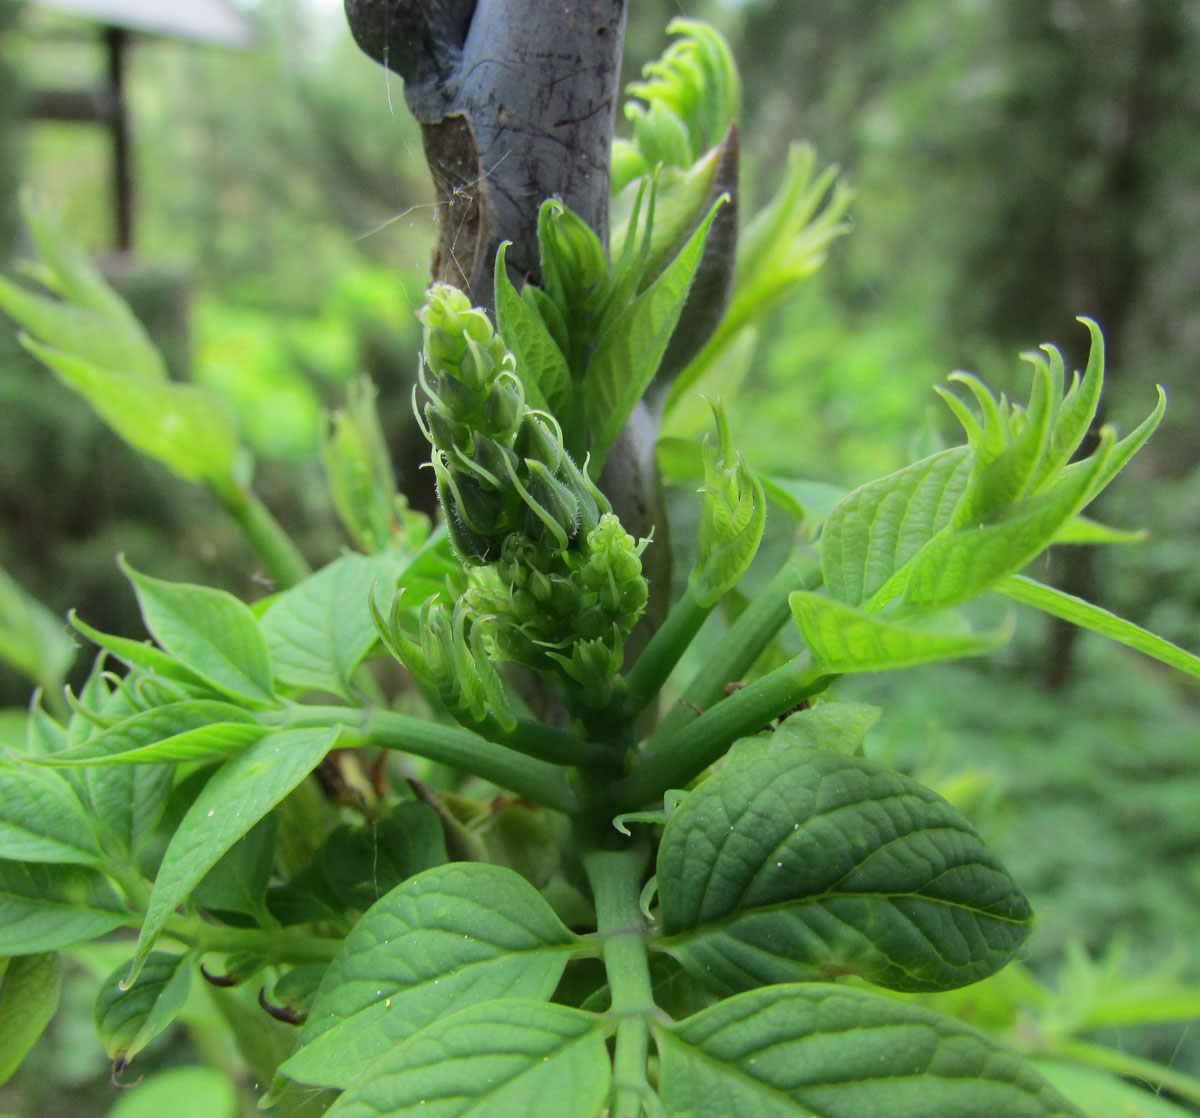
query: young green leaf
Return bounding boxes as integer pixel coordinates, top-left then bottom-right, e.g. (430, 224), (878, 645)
(316, 801), (448, 912)
(0, 762), (105, 865)
(83, 759), (175, 860)
(192, 814), (277, 919)
(0, 564), (75, 690)
(260, 551), (402, 699)
(127, 727), (340, 985)
(493, 241), (565, 414)
(120, 559), (277, 707)
(996, 575), (1200, 680)
(325, 1000), (610, 1118)
(69, 611), (219, 693)
(21, 338), (239, 488)
(655, 983), (1083, 1117)
(0, 861), (129, 953)
(104, 1066), (240, 1118)
(282, 862), (579, 1089)
(894, 437), (1112, 613)
(584, 196), (727, 471)
(657, 749), (1033, 994)
(95, 951), (193, 1069)
(0, 952), (62, 1087)
(728, 701), (882, 764)
(690, 397), (767, 607)
(31, 700), (264, 766)
(820, 446), (971, 607)
(790, 590), (1013, 673)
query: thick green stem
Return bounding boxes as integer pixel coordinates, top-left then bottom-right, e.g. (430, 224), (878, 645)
(214, 481), (311, 590)
(266, 705), (578, 813)
(619, 652), (832, 808)
(647, 553), (819, 751)
(623, 582), (712, 719)
(496, 716), (608, 768)
(585, 845), (657, 1118)
(163, 913), (341, 966)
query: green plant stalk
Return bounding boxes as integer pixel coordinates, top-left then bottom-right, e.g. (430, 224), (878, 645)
(585, 845), (656, 1118)
(1052, 1038), (1200, 1107)
(266, 705), (578, 813)
(623, 581), (712, 718)
(497, 716), (609, 767)
(620, 651), (832, 807)
(214, 481), (311, 590)
(646, 553), (820, 752)
(162, 913), (342, 967)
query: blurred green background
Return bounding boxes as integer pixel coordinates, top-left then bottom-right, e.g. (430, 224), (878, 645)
(0, 0), (1197, 1114)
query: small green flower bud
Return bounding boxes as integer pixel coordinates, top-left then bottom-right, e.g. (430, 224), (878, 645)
(482, 377), (524, 439)
(515, 413), (564, 473)
(524, 460), (580, 549)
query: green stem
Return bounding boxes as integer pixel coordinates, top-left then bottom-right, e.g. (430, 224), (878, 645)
(266, 705), (578, 813)
(1052, 1039), (1200, 1108)
(496, 716), (608, 768)
(647, 553), (819, 751)
(623, 582), (712, 719)
(585, 845), (657, 1118)
(163, 914), (341, 966)
(214, 481), (311, 590)
(619, 652), (832, 808)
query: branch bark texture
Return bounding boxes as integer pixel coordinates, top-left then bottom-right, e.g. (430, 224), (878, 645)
(345, 0), (627, 305)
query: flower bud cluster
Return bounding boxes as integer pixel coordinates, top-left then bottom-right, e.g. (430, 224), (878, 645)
(418, 284), (606, 564)
(404, 284), (651, 712)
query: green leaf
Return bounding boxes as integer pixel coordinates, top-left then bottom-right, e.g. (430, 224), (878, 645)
(657, 749), (1033, 995)
(996, 575), (1200, 680)
(0, 761), (105, 865)
(83, 759), (174, 860)
(820, 447), (971, 607)
(790, 591), (1012, 674)
(21, 337), (238, 487)
(728, 701), (881, 763)
(325, 1000), (610, 1118)
(0, 952), (62, 1086)
(0, 564), (75, 689)
(104, 1066), (240, 1118)
(192, 813), (277, 919)
(0, 273), (165, 381)
(31, 700), (264, 766)
(760, 476), (849, 529)
(894, 437), (1113, 613)
(317, 801), (448, 912)
(127, 727), (339, 985)
(260, 552), (400, 699)
(656, 983), (1082, 1117)
(494, 241), (565, 414)
(584, 197), (727, 471)
(1052, 516), (1147, 546)
(283, 862), (579, 1089)
(691, 397), (767, 607)
(95, 951), (193, 1067)
(1031, 1059), (1196, 1118)
(69, 611), (217, 692)
(120, 559), (277, 707)
(0, 860), (129, 953)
